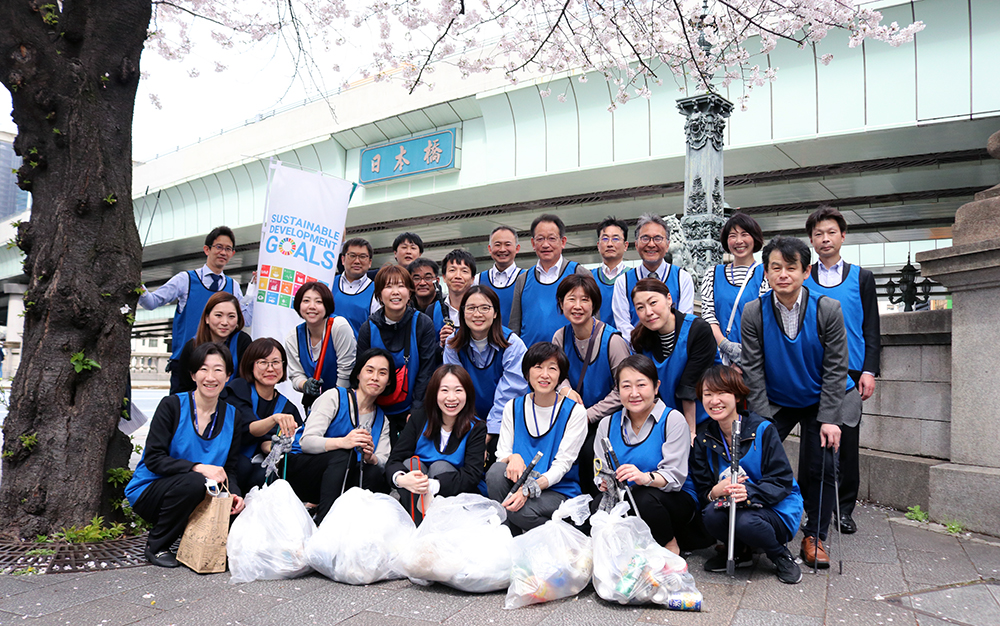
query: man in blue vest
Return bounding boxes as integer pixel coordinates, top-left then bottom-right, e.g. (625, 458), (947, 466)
(591, 216), (629, 325)
(474, 226), (522, 327)
(333, 237), (381, 337)
(366, 232), (425, 279)
(138, 226), (256, 394)
(805, 206), (880, 535)
(741, 236), (860, 569)
(508, 214), (591, 348)
(612, 213), (694, 340)
(438, 249), (478, 347)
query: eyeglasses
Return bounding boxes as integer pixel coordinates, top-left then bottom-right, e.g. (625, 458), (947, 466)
(533, 235), (561, 244)
(638, 235), (667, 244)
(345, 252), (371, 262)
(254, 359), (284, 370)
(464, 304), (494, 315)
(412, 274), (437, 284)
(211, 244), (235, 254)
(599, 236), (623, 244)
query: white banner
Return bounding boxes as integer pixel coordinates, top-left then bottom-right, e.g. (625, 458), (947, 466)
(253, 162), (355, 407)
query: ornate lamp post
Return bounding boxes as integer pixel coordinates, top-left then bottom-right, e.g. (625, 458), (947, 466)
(885, 255), (933, 311)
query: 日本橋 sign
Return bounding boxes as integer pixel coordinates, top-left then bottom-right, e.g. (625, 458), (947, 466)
(359, 128), (460, 185)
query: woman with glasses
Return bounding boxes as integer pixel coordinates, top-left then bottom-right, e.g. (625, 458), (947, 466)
(284, 281), (357, 410)
(175, 292), (252, 393)
(223, 337), (303, 493)
(443, 285), (529, 463)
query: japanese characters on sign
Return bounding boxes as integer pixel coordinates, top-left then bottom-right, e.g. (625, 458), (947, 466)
(359, 128), (459, 185)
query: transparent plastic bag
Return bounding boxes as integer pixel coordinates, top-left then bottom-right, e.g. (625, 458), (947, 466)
(228, 480), (316, 584)
(396, 493), (514, 593)
(591, 502), (703, 610)
(304, 487), (416, 585)
(505, 494), (594, 609)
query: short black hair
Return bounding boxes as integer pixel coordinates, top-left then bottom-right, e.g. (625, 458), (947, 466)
(205, 226), (236, 248)
(442, 249), (477, 275)
(556, 273), (602, 314)
(393, 232), (424, 253)
(762, 236), (811, 271)
(239, 337), (288, 383)
(188, 341), (234, 377)
(597, 216), (628, 241)
(521, 341), (570, 383)
(721, 213), (764, 254)
(615, 354), (659, 386)
(293, 281), (335, 318)
(531, 213), (566, 237)
(339, 238), (373, 273)
(350, 348), (398, 397)
(805, 205), (848, 236)
(407, 257), (440, 276)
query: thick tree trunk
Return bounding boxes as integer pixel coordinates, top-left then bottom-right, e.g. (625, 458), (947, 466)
(0, 0), (150, 539)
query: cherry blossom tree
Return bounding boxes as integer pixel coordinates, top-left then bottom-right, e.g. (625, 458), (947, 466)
(0, 0), (922, 538)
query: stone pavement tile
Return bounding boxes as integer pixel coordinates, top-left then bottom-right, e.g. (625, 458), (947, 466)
(535, 589), (645, 626)
(730, 609), (824, 626)
(129, 588), (284, 625)
(988, 583), (1000, 605)
(960, 539), (1000, 578)
(908, 584), (1000, 626)
(824, 598), (917, 626)
(0, 571), (150, 617)
(254, 578), (412, 626)
(442, 588), (557, 625)
(891, 524), (966, 556)
(8, 598), (161, 626)
(825, 563), (909, 600)
(335, 611), (440, 626)
(738, 564), (828, 618)
(0, 577), (36, 599)
(684, 549), (755, 587)
(636, 581), (742, 624)
(837, 517), (899, 565)
(898, 550), (982, 589)
(226, 572), (332, 599)
(114, 567), (233, 610)
(365, 581), (482, 621)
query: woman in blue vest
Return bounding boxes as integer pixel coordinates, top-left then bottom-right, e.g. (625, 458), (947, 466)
(443, 285), (529, 463)
(552, 273), (630, 498)
(485, 342), (588, 533)
(690, 365), (804, 584)
(594, 355), (695, 554)
(284, 281), (357, 411)
(386, 364), (488, 522)
(357, 265), (439, 446)
(223, 337), (303, 493)
(700, 213), (767, 367)
(283, 348), (395, 524)
(125, 342), (246, 568)
(175, 292), (251, 393)
(630, 278), (718, 441)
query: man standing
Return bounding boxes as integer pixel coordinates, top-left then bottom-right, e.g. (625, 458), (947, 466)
(612, 213), (694, 338)
(508, 214), (591, 347)
(332, 237), (381, 337)
(474, 226), (522, 327)
(741, 236), (859, 569)
(365, 232), (425, 279)
(408, 257), (445, 319)
(139, 226), (256, 393)
(439, 249), (477, 346)
(591, 216), (629, 325)
(804, 206), (880, 535)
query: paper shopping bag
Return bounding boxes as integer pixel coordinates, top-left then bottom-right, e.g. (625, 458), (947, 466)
(177, 487), (233, 574)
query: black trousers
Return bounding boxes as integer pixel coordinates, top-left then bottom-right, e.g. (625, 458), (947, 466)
(235, 454), (267, 495)
(168, 359), (184, 395)
(284, 450), (388, 524)
(772, 403), (836, 541)
(386, 413), (407, 448)
(630, 486), (698, 548)
(132, 472), (208, 554)
(838, 371), (863, 516)
(575, 422), (601, 500)
(702, 503), (791, 558)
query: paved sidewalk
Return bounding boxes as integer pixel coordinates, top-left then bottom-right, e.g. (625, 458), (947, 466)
(1, 503), (998, 626)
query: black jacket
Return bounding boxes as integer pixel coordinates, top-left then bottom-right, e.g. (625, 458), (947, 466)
(385, 414), (488, 497)
(222, 378), (303, 455)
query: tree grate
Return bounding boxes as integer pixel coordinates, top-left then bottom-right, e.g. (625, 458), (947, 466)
(0, 534), (150, 575)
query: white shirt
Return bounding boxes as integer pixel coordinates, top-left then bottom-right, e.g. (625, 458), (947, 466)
(599, 263), (627, 282)
(534, 256), (568, 285)
(611, 260), (694, 338)
(138, 264), (257, 327)
(496, 395), (588, 488)
(339, 274), (382, 315)
(817, 258), (845, 287)
(475, 263), (521, 289)
(299, 388), (391, 466)
(283, 317), (358, 391)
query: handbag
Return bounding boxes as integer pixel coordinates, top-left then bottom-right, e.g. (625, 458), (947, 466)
(177, 480), (234, 574)
(376, 317), (412, 408)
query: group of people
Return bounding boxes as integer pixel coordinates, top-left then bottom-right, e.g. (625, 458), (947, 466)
(125, 206), (880, 589)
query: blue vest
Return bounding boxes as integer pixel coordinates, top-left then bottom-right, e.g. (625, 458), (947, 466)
(430, 299), (449, 336)
(333, 276), (375, 337)
(511, 395), (581, 498)
(562, 323), (618, 409)
(368, 314), (420, 415)
(519, 262), (579, 347)
(171, 271), (234, 360)
(413, 420), (478, 468)
(624, 264), (681, 327)
(291, 387), (386, 460)
(479, 268), (521, 327)
(804, 265), (865, 372)
(761, 291), (855, 409)
(241, 386), (290, 458)
(126, 394), (236, 505)
(590, 267), (617, 325)
(457, 329), (512, 421)
(713, 264), (765, 342)
(640, 315), (711, 424)
(295, 318), (340, 394)
(704, 419), (804, 537)
(606, 406), (671, 474)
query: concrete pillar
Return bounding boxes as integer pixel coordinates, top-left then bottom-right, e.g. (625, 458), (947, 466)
(917, 130), (1000, 535)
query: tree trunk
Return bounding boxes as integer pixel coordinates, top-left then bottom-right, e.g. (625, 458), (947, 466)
(0, 0), (150, 539)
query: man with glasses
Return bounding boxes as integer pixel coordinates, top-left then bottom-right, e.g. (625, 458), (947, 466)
(407, 257), (445, 317)
(509, 214), (591, 347)
(139, 226), (257, 393)
(592, 216), (630, 324)
(333, 237), (382, 337)
(474, 226), (523, 326)
(612, 213), (695, 339)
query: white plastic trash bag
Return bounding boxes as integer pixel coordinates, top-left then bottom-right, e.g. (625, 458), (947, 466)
(591, 502), (703, 610)
(304, 487), (415, 585)
(228, 480), (316, 583)
(505, 494), (594, 609)
(397, 493), (514, 593)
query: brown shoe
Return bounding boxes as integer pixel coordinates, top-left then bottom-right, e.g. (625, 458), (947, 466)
(800, 536), (830, 569)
